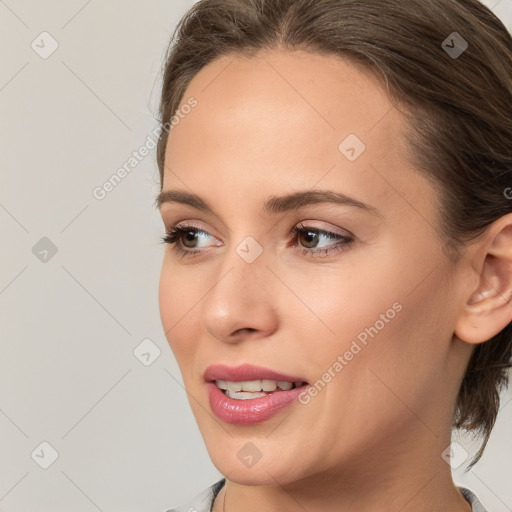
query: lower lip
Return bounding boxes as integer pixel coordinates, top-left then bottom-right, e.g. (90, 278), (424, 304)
(207, 382), (309, 425)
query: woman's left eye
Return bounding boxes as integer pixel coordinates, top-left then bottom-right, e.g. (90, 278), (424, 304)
(290, 223), (354, 257)
(161, 223), (354, 258)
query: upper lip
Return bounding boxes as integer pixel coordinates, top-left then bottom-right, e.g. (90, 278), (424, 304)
(204, 364), (308, 383)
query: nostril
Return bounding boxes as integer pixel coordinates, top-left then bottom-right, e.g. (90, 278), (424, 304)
(233, 327), (257, 336)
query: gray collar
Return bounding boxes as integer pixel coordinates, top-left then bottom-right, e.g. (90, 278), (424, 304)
(166, 480), (488, 512)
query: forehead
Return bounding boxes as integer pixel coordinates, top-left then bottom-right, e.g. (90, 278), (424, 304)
(167, 49), (400, 153)
(162, 49), (434, 225)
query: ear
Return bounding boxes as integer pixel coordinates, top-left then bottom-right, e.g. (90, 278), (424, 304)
(454, 213), (512, 345)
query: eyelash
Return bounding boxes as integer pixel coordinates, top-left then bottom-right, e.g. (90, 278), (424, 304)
(160, 223), (354, 259)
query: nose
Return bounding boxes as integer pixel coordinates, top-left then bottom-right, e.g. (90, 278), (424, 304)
(200, 244), (279, 344)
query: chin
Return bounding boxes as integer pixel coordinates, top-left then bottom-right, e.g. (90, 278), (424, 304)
(214, 463), (296, 486)
(207, 445), (307, 486)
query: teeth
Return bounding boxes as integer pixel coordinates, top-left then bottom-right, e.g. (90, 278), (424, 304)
(262, 379), (277, 392)
(215, 379), (228, 390)
(215, 379), (303, 393)
(277, 380), (293, 391)
(226, 381), (242, 392)
(241, 380), (263, 392)
(225, 390), (269, 400)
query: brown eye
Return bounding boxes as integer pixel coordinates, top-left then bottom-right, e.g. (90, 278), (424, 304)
(291, 224), (354, 257)
(161, 224), (220, 256)
(181, 229), (201, 248)
(297, 229), (321, 249)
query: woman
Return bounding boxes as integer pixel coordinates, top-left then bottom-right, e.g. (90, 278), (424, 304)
(156, 0), (512, 510)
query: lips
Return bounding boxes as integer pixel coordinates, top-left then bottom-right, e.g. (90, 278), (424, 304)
(203, 363), (308, 384)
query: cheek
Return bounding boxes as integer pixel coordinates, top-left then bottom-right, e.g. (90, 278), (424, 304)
(158, 259), (203, 362)
(294, 246), (452, 396)
(292, 265), (452, 460)
(280, 261), (400, 361)
(158, 261), (177, 339)
(325, 262), (455, 424)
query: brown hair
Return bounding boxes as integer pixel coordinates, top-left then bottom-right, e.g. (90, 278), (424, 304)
(156, 0), (512, 466)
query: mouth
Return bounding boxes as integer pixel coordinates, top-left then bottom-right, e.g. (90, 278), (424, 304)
(203, 363), (311, 423)
(204, 363), (309, 400)
(205, 370), (311, 425)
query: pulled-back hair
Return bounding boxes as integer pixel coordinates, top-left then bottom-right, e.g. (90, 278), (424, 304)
(156, 0), (512, 466)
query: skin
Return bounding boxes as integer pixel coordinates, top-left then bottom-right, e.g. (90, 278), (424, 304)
(157, 49), (512, 512)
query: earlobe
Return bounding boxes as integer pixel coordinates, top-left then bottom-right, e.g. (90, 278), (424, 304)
(454, 215), (512, 345)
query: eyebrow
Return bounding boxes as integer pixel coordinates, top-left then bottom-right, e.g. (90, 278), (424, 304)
(156, 189), (381, 217)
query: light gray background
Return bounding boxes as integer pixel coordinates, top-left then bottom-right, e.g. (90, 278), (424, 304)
(1, 1), (511, 511)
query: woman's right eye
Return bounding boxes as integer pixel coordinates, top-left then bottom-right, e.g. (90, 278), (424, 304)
(161, 224), (220, 257)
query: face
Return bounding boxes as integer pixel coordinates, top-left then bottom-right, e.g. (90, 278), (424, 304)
(158, 50), (471, 486)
